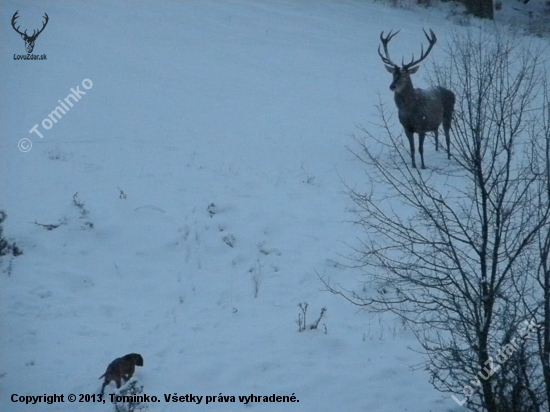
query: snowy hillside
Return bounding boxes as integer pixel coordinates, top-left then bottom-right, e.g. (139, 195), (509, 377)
(1, 1), (543, 411)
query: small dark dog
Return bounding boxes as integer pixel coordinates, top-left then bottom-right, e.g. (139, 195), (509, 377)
(99, 353), (143, 396)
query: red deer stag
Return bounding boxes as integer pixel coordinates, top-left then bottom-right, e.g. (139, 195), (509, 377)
(378, 29), (455, 169)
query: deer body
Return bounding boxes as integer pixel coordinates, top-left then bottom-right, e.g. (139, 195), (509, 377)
(379, 29), (455, 169)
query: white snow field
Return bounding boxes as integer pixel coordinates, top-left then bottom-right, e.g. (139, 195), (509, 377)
(1, 1), (542, 411)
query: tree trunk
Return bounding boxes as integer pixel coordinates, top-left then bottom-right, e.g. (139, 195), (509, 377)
(460, 0), (494, 19)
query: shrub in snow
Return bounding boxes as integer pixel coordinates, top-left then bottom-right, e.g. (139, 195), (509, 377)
(72, 192), (93, 229)
(113, 381), (149, 412)
(296, 303), (327, 332)
(0, 211), (22, 258)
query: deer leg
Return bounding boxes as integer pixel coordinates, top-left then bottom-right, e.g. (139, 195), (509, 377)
(443, 117), (452, 159)
(418, 133), (426, 169)
(405, 130), (416, 168)
(444, 125), (451, 159)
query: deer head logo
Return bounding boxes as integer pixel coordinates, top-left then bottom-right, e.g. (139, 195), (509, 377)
(11, 11), (49, 54)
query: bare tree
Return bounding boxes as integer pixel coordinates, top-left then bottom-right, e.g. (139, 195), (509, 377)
(324, 31), (549, 412)
(538, 84), (550, 411)
(519, 79), (550, 412)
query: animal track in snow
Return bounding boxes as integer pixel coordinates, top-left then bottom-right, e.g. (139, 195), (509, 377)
(222, 234), (236, 248)
(257, 241), (281, 256)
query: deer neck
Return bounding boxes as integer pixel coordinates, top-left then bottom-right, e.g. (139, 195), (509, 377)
(393, 78), (417, 110)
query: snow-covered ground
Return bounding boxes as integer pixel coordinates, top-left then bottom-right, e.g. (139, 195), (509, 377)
(1, 1), (545, 411)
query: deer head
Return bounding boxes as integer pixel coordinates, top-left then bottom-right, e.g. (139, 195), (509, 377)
(378, 29), (436, 93)
(12, 11), (49, 54)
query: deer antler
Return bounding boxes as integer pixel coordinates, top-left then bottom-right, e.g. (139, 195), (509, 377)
(377, 30), (400, 68)
(11, 11), (26, 37)
(11, 11), (48, 40)
(402, 28), (436, 70)
(29, 13), (49, 40)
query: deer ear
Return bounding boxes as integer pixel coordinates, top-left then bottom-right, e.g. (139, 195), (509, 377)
(384, 65), (395, 74)
(408, 66), (420, 74)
